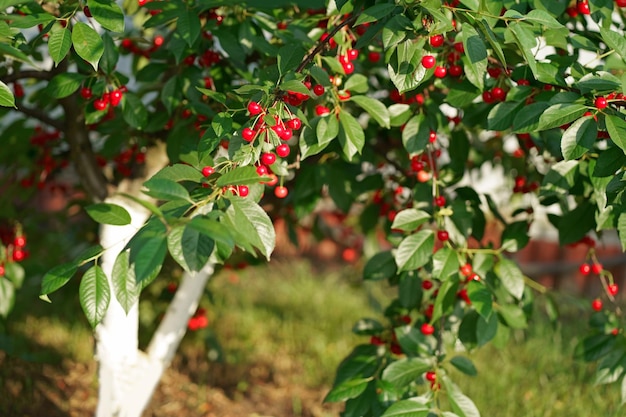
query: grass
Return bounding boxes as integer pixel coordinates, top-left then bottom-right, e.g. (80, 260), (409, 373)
(3, 256), (625, 416)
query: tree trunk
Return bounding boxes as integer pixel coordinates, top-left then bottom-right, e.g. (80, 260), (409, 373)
(94, 195), (215, 417)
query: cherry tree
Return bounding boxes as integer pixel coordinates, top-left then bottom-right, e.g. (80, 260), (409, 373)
(1, 0), (626, 416)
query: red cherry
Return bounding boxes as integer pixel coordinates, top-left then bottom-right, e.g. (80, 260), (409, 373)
(12, 249), (26, 262)
(242, 127), (256, 142)
(595, 96), (608, 109)
(368, 51), (381, 63)
(453, 42), (464, 53)
(608, 284), (619, 296)
(579, 263), (591, 275)
(420, 323), (435, 336)
(422, 280), (433, 290)
(591, 263), (603, 274)
(421, 55), (436, 69)
(434, 66), (447, 78)
(256, 165), (268, 176)
(261, 152), (276, 165)
(577, 0), (590, 14)
(237, 185), (249, 197)
(110, 89), (123, 107)
(274, 185), (288, 198)
(429, 130), (437, 143)
(80, 87), (93, 100)
(0, 264), (4, 276)
(313, 84), (325, 96)
(277, 21), (288, 30)
(434, 196), (446, 207)
(448, 64), (463, 77)
(286, 118), (302, 130)
(247, 101), (262, 115)
(153, 35), (164, 47)
(83, 6), (92, 17)
(425, 371), (436, 382)
(566, 6), (579, 17)
(93, 99), (107, 111)
(437, 230), (449, 242)
(315, 105), (330, 116)
(416, 170), (430, 183)
(429, 34), (445, 48)
(482, 91), (494, 103)
(617, 0), (626, 7)
(276, 144), (290, 158)
(201, 166), (215, 177)
(347, 48), (359, 61)
(14, 235), (26, 247)
(459, 263), (473, 277)
(342, 61), (355, 75)
(491, 87), (506, 101)
(370, 336), (385, 346)
(591, 299), (603, 312)
(517, 79), (530, 86)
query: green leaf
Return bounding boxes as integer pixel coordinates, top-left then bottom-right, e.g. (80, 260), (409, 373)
(338, 111), (365, 161)
(79, 265), (110, 328)
(402, 114), (430, 155)
(344, 74), (369, 94)
(594, 147), (625, 177)
(525, 9), (564, 29)
(606, 115), (626, 154)
(316, 114), (339, 146)
(450, 356), (478, 376)
(390, 208), (430, 232)
(512, 102), (550, 133)
(0, 81), (15, 108)
(111, 249), (141, 313)
(432, 248), (460, 280)
(72, 22), (104, 71)
(537, 103), (587, 131)
(48, 24), (72, 65)
(223, 197), (275, 260)
(187, 216), (235, 249)
(89, 0), (125, 32)
(467, 280), (492, 319)
(122, 92), (148, 130)
(0, 278), (15, 317)
(557, 201), (596, 245)
(355, 3), (397, 26)
(495, 258), (525, 300)
(349, 95), (390, 128)
(500, 221), (530, 252)
(561, 116), (597, 160)
(143, 178), (191, 201)
(4, 262), (24, 289)
(443, 377), (481, 417)
(216, 165), (264, 187)
(380, 400), (430, 417)
(382, 357), (432, 389)
(40, 262), (78, 296)
(576, 72), (622, 95)
(488, 101), (523, 131)
(461, 25), (487, 90)
(46, 73), (85, 99)
(395, 230), (434, 272)
(176, 7), (201, 46)
(167, 225), (214, 272)
(621, 375), (626, 405)
(498, 304), (528, 329)
(476, 312), (498, 346)
(508, 22), (537, 78)
(618, 212), (626, 252)
(153, 163), (204, 183)
(600, 27), (626, 64)
(277, 44), (306, 76)
(100, 33), (119, 74)
(85, 203), (132, 225)
(127, 221), (167, 284)
(324, 377), (370, 403)
(280, 79), (312, 97)
(363, 251), (397, 281)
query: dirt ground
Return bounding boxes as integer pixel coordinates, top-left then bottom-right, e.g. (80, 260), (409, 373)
(0, 351), (343, 417)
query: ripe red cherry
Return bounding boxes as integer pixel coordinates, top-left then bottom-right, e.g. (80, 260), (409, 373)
(491, 87), (506, 101)
(110, 89), (123, 107)
(448, 64), (463, 77)
(482, 91), (494, 103)
(347, 48), (359, 61)
(261, 152), (276, 165)
(80, 87), (93, 100)
(595, 96), (608, 109)
(437, 230), (449, 242)
(429, 130), (437, 143)
(617, 0), (626, 7)
(93, 99), (107, 111)
(12, 249), (26, 262)
(368, 51), (381, 63)
(416, 170), (430, 183)
(566, 6), (579, 18)
(237, 185), (249, 197)
(276, 144), (290, 158)
(342, 61), (355, 74)
(434, 196), (446, 207)
(256, 165), (268, 176)
(370, 335), (385, 346)
(453, 42), (464, 53)
(459, 263), (473, 277)
(153, 35), (164, 47)
(577, 0), (590, 14)
(579, 263), (591, 275)
(247, 101), (262, 115)
(434, 66), (447, 78)
(608, 284), (619, 296)
(420, 323), (435, 336)
(274, 185), (288, 198)
(83, 6), (92, 17)
(0, 264), (4, 276)
(313, 84), (325, 96)
(14, 235), (26, 247)
(421, 55), (436, 69)
(242, 127), (256, 142)
(591, 263), (603, 274)
(286, 117), (302, 130)
(201, 166), (215, 177)
(425, 371), (436, 382)
(422, 280), (433, 290)
(277, 21), (288, 30)
(429, 34), (444, 48)
(278, 128), (293, 140)
(315, 105), (330, 116)
(591, 298), (603, 311)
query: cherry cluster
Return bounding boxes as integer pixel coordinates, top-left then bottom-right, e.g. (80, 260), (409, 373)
(187, 307), (209, 331)
(0, 223), (28, 276)
(80, 85), (126, 112)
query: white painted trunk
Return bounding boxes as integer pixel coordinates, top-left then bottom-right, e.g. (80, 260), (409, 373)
(94, 195), (214, 417)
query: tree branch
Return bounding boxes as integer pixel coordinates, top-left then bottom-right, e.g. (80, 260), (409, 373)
(14, 103), (64, 131)
(3, 70), (55, 84)
(296, 13), (359, 73)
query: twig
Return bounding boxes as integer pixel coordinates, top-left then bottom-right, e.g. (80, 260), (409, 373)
(15, 103), (64, 131)
(2, 70), (55, 84)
